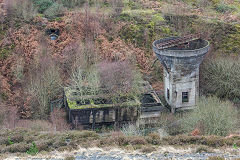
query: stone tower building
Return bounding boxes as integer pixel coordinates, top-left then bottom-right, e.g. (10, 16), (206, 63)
(153, 37), (210, 112)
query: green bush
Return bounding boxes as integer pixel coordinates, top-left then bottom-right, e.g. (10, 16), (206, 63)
(201, 58), (240, 101)
(44, 2), (65, 19)
(32, 0), (54, 13)
(26, 142), (39, 155)
(181, 97), (238, 136)
(59, 0), (86, 8)
(215, 4), (236, 13)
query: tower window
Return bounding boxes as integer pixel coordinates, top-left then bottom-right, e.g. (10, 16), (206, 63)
(167, 89), (170, 100)
(182, 92), (189, 103)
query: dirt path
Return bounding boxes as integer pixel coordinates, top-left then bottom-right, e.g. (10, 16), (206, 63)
(3, 146), (240, 160)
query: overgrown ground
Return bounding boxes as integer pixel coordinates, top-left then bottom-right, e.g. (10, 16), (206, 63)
(1, 128), (240, 159)
(0, 0), (240, 157)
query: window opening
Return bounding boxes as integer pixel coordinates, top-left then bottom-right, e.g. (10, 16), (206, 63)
(167, 89), (170, 100)
(182, 92), (189, 103)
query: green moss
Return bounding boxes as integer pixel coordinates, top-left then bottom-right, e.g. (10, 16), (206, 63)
(120, 23), (144, 47)
(118, 10), (176, 52)
(123, 0), (142, 10)
(0, 26), (6, 40)
(160, 26), (171, 35)
(222, 24), (240, 54)
(122, 9), (155, 17)
(67, 97), (141, 110)
(0, 45), (15, 60)
(67, 97), (140, 109)
(67, 100), (77, 109)
(152, 13), (165, 22)
(53, 17), (62, 22)
(197, 21), (240, 55)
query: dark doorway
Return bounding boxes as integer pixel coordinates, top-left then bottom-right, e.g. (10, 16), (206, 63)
(182, 92), (189, 103)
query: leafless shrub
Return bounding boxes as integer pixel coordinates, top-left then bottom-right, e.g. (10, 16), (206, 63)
(111, 131), (130, 146)
(15, 119), (52, 131)
(68, 60), (143, 105)
(4, 0), (37, 22)
(79, 39), (98, 69)
(68, 66), (100, 103)
(145, 133), (161, 145)
(97, 61), (143, 98)
(66, 40), (100, 104)
(27, 49), (62, 119)
(50, 108), (70, 131)
(83, 3), (102, 40)
(155, 112), (184, 136)
(195, 0), (216, 8)
(98, 61), (133, 95)
(121, 123), (142, 136)
(61, 41), (80, 75)
(140, 145), (156, 153)
(106, 0), (123, 18)
(72, 4), (103, 40)
(0, 105), (18, 129)
(63, 39), (98, 73)
(0, 104), (7, 127)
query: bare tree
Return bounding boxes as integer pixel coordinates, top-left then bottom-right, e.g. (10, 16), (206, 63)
(50, 108), (70, 131)
(27, 48), (62, 119)
(3, 0), (37, 22)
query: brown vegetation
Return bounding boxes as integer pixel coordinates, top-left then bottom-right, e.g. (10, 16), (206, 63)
(1, 128), (240, 155)
(0, 0), (239, 149)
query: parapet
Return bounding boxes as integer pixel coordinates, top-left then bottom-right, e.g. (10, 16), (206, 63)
(153, 36), (210, 58)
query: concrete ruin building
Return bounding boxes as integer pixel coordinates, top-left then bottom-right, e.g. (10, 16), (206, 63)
(153, 35), (210, 112)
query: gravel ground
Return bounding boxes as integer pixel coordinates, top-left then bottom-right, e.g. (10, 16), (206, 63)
(74, 151), (240, 160)
(4, 147), (240, 160)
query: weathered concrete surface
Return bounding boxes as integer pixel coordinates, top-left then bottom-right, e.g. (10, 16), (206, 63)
(153, 37), (210, 111)
(68, 106), (139, 129)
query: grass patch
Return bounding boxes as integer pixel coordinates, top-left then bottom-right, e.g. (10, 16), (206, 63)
(1, 128), (240, 154)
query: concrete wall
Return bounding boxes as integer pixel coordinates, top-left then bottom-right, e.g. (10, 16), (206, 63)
(68, 106), (139, 129)
(164, 67), (198, 109)
(153, 37), (210, 110)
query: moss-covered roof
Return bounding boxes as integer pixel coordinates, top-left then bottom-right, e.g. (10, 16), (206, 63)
(66, 97), (141, 109)
(65, 81), (153, 110)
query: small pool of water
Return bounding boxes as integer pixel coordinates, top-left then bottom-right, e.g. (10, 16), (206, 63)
(50, 34), (58, 40)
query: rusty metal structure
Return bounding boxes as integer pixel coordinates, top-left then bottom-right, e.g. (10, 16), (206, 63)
(156, 34), (202, 50)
